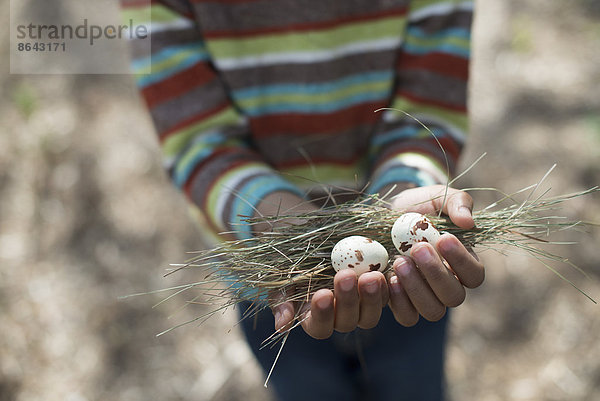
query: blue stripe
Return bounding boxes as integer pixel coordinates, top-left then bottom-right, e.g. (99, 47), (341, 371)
(371, 126), (446, 149)
(132, 42), (207, 71)
(230, 176), (304, 240)
(134, 47), (209, 88)
(403, 42), (470, 58)
(234, 70), (393, 115)
(173, 147), (212, 188)
(404, 27), (470, 58)
(371, 126), (422, 148)
(172, 132), (230, 187)
(368, 165), (437, 194)
(233, 70), (394, 100)
(408, 27), (471, 41)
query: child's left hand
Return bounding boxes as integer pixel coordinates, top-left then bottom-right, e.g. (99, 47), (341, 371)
(386, 185), (485, 326)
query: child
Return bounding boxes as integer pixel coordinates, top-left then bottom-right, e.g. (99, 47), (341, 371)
(124, 0), (484, 399)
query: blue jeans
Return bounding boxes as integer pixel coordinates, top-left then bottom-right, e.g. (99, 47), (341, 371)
(239, 303), (448, 401)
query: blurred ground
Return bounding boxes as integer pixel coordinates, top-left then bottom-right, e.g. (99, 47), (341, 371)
(1, 0), (599, 400)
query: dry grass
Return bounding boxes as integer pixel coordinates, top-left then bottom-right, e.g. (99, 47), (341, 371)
(153, 180), (598, 344)
(1, 1), (599, 400)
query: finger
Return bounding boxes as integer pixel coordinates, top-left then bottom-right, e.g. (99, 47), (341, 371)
(391, 186), (474, 229)
(422, 186), (474, 229)
(300, 289), (335, 339)
(269, 288), (296, 332)
(411, 242), (466, 308)
(380, 272), (390, 305)
(388, 274), (419, 327)
(441, 189), (474, 229)
(333, 270), (359, 332)
(437, 233), (485, 289)
(357, 272), (386, 329)
(393, 256), (447, 322)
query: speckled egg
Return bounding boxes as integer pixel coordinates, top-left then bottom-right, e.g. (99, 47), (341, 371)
(331, 236), (389, 275)
(391, 212), (441, 256)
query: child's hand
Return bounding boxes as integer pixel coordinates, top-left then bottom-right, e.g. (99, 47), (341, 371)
(261, 192), (391, 339)
(386, 185), (485, 326)
(266, 185), (485, 339)
(272, 269), (390, 339)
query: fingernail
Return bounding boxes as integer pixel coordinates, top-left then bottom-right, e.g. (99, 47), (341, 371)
(340, 276), (355, 292)
(459, 205), (472, 217)
(390, 275), (402, 294)
(438, 236), (457, 254)
(274, 309), (282, 326)
(364, 279), (379, 294)
(412, 245), (434, 264)
(394, 257), (411, 277)
(316, 296), (331, 309)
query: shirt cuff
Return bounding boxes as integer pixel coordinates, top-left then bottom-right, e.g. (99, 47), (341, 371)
(228, 173), (305, 240)
(367, 152), (449, 195)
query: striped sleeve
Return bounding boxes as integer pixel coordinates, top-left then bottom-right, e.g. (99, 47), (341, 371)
(367, 0), (473, 194)
(122, 0), (304, 241)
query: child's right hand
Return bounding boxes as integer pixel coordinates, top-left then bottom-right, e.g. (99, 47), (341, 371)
(257, 191), (390, 339)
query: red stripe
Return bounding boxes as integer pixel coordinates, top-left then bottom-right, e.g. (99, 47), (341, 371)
(399, 52), (469, 81)
(202, 6), (408, 39)
(186, 159), (224, 234)
(184, 147), (256, 213)
(184, 150), (255, 227)
(249, 101), (387, 138)
(430, 137), (461, 160)
(159, 102), (230, 141)
(184, 147), (238, 195)
(199, 158), (250, 207)
(395, 90), (466, 113)
(142, 62), (214, 108)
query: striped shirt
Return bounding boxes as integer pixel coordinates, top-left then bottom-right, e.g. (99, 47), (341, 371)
(122, 0), (473, 242)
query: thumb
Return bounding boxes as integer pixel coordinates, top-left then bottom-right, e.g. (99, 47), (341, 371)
(444, 189), (475, 229)
(270, 288), (296, 332)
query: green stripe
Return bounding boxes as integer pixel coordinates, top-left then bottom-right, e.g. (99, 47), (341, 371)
(389, 96), (468, 132)
(163, 107), (244, 158)
(175, 136), (244, 181)
(236, 80), (391, 110)
(282, 160), (368, 189)
(145, 47), (204, 76)
(405, 33), (470, 52)
(208, 15), (406, 58)
(134, 65), (152, 76)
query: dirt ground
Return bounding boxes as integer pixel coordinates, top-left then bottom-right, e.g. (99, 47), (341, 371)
(1, 1), (599, 400)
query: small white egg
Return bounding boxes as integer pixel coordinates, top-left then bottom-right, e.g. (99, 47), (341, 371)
(391, 212), (441, 256)
(331, 235), (389, 275)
